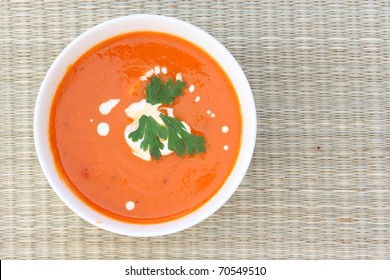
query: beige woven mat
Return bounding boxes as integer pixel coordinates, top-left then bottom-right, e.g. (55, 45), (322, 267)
(1, 0), (390, 259)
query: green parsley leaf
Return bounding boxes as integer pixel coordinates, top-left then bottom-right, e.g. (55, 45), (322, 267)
(146, 75), (186, 105)
(128, 115), (168, 160)
(160, 114), (206, 157)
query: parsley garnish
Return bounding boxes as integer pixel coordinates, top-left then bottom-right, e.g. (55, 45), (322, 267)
(146, 75), (186, 105)
(128, 115), (168, 160)
(160, 114), (206, 157)
(128, 75), (206, 160)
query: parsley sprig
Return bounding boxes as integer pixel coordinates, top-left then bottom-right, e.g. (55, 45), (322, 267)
(146, 75), (186, 105)
(160, 114), (206, 157)
(128, 75), (206, 160)
(128, 115), (168, 160)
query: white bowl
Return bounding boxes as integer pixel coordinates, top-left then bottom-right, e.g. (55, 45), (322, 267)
(34, 14), (256, 236)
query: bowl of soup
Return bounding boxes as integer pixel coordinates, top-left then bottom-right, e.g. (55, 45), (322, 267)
(34, 14), (256, 236)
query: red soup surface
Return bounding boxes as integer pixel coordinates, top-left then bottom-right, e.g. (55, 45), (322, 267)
(50, 31), (242, 223)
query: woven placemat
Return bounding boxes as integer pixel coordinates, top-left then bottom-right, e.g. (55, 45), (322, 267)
(1, 0), (390, 259)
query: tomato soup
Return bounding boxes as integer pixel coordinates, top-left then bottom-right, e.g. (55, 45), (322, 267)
(49, 31), (242, 223)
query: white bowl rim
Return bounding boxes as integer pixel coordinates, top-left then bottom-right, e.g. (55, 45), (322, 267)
(34, 14), (257, 237)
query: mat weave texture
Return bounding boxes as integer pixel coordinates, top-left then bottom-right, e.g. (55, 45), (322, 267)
(1, 0), (390, 259)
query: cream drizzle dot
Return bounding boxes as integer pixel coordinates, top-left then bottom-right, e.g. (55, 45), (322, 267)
(161, 67), (167, 74)
(211, 113), (215, 118)
(222, 126), (229, 133)
(224, 145), (229, 151)
(206, 110), (211, 115)
(189, 85), (195, 92)
(99, 99), (120, 115)
(125, 201), (135, 211)
(97, 122), (110, 136)
(154, 66), (160, 75)
(90, 118), (93, 123)
(176, 73), (182, 81)
(194, 96), (200, 103)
